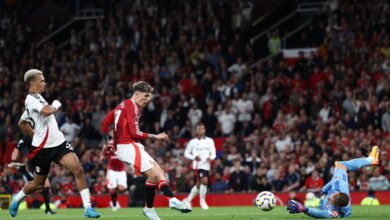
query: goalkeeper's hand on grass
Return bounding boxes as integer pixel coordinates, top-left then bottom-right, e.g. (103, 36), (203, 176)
(287, 200), (307, 214)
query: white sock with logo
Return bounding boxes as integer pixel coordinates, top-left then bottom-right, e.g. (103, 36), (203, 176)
(80, 188), (92, 209)
(187, 186), (199, 202)
(14, 188), (27, 202)
(199, 184), (207, 202)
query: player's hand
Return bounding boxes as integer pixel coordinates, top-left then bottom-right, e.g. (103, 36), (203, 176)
(287, 200), (307, 214)
(155, 132), (169, 141)
(194, 156), (201, 161)
(8, 162), (25, 169)
(103, 144), (114, 153)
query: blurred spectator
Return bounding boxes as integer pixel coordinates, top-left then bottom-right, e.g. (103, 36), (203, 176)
(211, 173), (228, 193)
(271, 171), (286, 192)
(187, 104), (202, 131)
(218, 107), (236, 136)
(60, 117), (81, 142)
(369, 168), (389, 191)
(284, 164), (300, 192)
(300, 170), (324, 193)
(251, 174), (272, 192)
(229, 160), (248, 192)
(244, 149), (261, 175)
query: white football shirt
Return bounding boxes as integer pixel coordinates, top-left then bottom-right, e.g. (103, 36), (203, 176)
(184, 137), (216, 171)
(24, 93), (65, 148)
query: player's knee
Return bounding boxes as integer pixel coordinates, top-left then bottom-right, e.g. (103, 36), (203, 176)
(72, 165), (84, 178)
(201, 178), (208, 185)
(33, 182), (45, 191)
(117, 185), (126, 192)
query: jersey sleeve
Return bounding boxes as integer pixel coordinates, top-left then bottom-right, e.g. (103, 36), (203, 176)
(306, 208), (336, 218)
(209, 138), (216, 160)
(321, 180), (333, 194)
(124, 101), (148, 139)
(101, 109), (115, 134)
(20, 110), (29, 121)
(184, 140), (195, 160)
(25, 95), (45, 113)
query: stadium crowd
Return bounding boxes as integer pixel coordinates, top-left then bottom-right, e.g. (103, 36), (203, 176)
(0, 0), (389, 206)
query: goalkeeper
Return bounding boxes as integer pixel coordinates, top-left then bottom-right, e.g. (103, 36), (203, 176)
(287, 146), (380, 218)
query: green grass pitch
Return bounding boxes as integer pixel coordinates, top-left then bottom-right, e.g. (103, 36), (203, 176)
(1, 206), (390, 220)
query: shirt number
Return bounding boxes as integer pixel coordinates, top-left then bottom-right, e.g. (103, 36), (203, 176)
(114, 110), (122, 130)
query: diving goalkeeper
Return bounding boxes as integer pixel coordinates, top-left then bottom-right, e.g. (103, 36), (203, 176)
(287, 146), (380, 218)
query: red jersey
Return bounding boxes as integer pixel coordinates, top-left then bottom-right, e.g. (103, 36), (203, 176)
(101, 99), (148, 144)
(93, 183), (106, 195)
(304, 176), (324, 189)
(102, 145), (126, 171)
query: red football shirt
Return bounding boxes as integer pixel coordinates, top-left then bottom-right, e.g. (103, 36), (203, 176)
(101, 99), (148, 144)
(102, 144), (126, 171)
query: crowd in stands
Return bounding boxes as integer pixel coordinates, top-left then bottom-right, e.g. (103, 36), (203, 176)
(0, 0), (389, 206)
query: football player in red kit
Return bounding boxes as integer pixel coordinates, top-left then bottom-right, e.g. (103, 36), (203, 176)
(101, 81), (191, 220)
(100, 137), (127, 211)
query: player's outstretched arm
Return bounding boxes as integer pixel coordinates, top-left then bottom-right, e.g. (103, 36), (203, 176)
(287, 200), (336, 218)
(41, 100), (62, 116)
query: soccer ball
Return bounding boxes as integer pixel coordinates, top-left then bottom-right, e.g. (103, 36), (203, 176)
(255, 191), (276, 211)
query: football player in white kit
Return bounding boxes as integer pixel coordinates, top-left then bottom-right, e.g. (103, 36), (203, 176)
(183, 122), (216, 209)
(9, 69), (100, 218)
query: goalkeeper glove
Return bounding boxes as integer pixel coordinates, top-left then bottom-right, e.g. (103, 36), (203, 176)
(287, 200), (307, 214)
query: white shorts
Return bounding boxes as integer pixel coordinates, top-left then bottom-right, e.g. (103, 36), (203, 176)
(116, 143), (155, 176)
(106, 170), (127, 189)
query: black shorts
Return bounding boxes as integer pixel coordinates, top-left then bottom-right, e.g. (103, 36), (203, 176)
(195, 169), (209, 178)
(19, 162), (34, 181)
(30, 141), (74, 176)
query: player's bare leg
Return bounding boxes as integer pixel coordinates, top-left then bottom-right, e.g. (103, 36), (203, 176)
(10, 173), (46, 217)
(143, 162), (192, 215)
(59, 152), (100, 218)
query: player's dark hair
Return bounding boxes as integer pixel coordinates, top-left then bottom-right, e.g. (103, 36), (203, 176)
(196, 122), (205, 128)
(334, 192), (349, 207)
(133, 81), (153, 93)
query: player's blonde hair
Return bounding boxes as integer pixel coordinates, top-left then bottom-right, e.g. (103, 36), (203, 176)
(24, 69), (43, 86)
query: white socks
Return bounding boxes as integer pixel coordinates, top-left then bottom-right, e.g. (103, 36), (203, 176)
(199, 184), (207, 202)
(14, 188), (27, 202)
(80, 188), (92, 209)
(187, 186), (199, 202)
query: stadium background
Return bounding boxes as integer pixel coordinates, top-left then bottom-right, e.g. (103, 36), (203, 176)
(0, 0), (390, 210)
